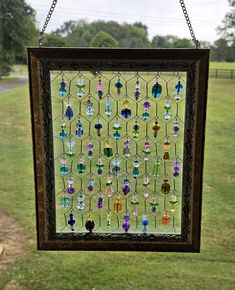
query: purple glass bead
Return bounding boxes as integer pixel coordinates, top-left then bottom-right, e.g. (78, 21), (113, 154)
(87, 142), (93, 150)
(124, 215), (130, 222)
(173, 162), (180, 170)
(143, 101), (151, 110)
(122, 186), (130, 195)
(173, 171), (180, 177)
(67, 186), (75, 195)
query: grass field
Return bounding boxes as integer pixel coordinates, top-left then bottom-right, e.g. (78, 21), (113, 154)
(0, 68), (235, 289)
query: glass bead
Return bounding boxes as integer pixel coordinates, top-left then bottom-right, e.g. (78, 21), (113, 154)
(61, 196), (70, 208)
(85, 217), (95, 233)
(75, 120), (83, 137)
(144, 189), (149, 198)
(96, 80), (103, 100)
(123, 99), (130, 108)
(113, 131), (120, 140)
(173, 161), (180, 177)
(172, 122), (180, 136)
(135, 90), (141, 100)
(149, 199), (158, 215)
(97, 196), (103, 209)
(76, 79), (85, 96)
(115, 79), (123, 89)
(143, 101), (151, 110)
(163, 141), (171, 151)
(77, 203), (85, 210)
(59, 130), (67, 139)
(173, 92), (182, 101)
(142, 214), (149, 234)
(77, 159), (86, 174)
(78, 194), (85, 202)
(86, 100), (94, 116)
(162, 213), (170, 225)
(114, 195), (122, 213)
(65, 140), (75, 157)
(152, 82), (162, 98)
(143, 177), (150, 186)
(122, 214), (130, 233)
(115, 78), (123, 95)
(65, 104), (74, 120)
(121, 108), (131, 119)
(60, 166), (69, 175)
(105, 97), (111, 116)
(87, 179), (95, 193)
(59, 79), (67, 97)
(142, 112), (150, 120)
(94, 122), (103, 136)
(135, 80), (141, 89)
(68, 213), (76, 231)
(112, 159), (121, 177)
(122, 178), (130, 195)
(169, 195), (178, 212)
(175, 81), (183, 92)
(104, 140), (113, 157)
(107, 213), (111, 227)
(132, 160), (140, 178)
(87, 142), (94, 158)
(152, 122), (160, 138)
(161, 178), (171, 194)
(106, 186), (113, 197)
(153, 161), (161, 177)
(133, 122), (140, 138)
(130, 196), (139, 216)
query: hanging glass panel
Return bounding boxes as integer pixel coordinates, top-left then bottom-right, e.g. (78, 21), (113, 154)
(28, 48), (209, 252)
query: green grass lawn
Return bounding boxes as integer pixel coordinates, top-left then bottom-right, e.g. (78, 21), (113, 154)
(0, 75), (235, 289)
(209, 61), (235, 70)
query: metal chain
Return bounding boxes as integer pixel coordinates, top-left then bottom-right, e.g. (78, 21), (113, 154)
(38, 0), (58, 46)
(179, 0), (200, 48)
(38, 0), (200, 48)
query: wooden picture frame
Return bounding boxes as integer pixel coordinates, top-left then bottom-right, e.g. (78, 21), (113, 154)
(28, 48), (209, 252)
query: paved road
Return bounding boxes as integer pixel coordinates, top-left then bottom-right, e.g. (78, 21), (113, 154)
(0, 78), (28, 93)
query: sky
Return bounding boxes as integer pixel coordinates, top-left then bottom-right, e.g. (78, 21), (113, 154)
(26, 0), (230, 43)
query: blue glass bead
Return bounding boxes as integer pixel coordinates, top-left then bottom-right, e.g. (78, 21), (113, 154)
(142, 219), (148, 226)
(175, 81), (183, 92)
(65, 105), (73, 120)
(121, 108), (131, 119)
(132, 168), (139, 178)
(60, 166), (69, 175)
(152, 82), (162, 98)
(59, 87), (66, 97)
(115, 79), (123, 89)
(113, 131), (120, 140)
(142, 112), (150, 120)
(59, 131), (67, 139)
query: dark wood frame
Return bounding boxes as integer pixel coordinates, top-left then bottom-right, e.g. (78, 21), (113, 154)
(27, 48), (209, 252)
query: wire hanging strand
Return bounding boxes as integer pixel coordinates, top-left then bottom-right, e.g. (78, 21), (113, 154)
(38, 0), (58, 46)
(179, 0), (200, 48)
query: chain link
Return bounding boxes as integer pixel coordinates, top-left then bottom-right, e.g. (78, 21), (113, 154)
(38, 0), (58, 46)
(179, 0), (200, 48)
(38, 0), (200, 48)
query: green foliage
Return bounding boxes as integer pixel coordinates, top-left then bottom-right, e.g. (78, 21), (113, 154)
(152, 35), (193, 48)
(0, 0), (37, 77)
(43, 33), (67, 47)
(217, 0), (235, 43)
(91, 31), (119, 47)
(210, 38), (235, 61)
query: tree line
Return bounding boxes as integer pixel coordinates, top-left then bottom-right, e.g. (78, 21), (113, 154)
(0, 0), (234, 78)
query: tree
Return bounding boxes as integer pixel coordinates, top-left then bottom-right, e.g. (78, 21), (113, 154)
(0, 0), (37, 77)
(43, 33), (66, 47)
(91, 31), (119, 47)
(217, 0), (235, 43)
(152, 35), (192, 48)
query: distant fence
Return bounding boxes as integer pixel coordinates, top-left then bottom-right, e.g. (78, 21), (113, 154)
(209, 69), (235, 79)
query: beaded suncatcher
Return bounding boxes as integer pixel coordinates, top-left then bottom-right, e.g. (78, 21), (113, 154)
(28, 48), (209, 251)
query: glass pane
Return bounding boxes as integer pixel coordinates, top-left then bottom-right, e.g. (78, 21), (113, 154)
(51, 71), (186, 235)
